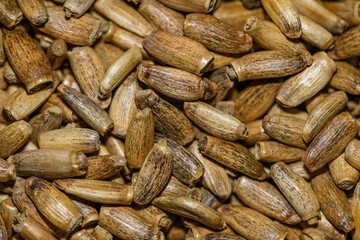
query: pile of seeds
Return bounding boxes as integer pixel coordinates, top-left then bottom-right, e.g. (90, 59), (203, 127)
(0, 0), (360, 239)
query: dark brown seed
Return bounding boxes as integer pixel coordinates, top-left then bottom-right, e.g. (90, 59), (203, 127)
(311, 172), (354, 233)
(3, 28), (53, 93)
(135, 89), (195, 146)
(303, 112), (358, 172)
(134, 141), (172, 205)
(184, 13), (252, 54)
(198, 135), (266, 180)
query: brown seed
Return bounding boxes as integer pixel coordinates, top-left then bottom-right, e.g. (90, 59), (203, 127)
(207, 51), (238, 72)
(244, 17), (306, 51)
(0, 120), (32, 158)
(125, 108), (154, 169)
(35, 31), (53, 49)
(255, 141), (305, 163)
(232, 79), (283, 123)
(184, 220), (236, 240)
(329, 153), (359, 190)
(40, 93), (78, 123)
(303, 91), (347, 143)
(287, 161), (312, 181)
(157, 0), (218, 13)
(93, 41), (124, 71)
(218, 204), (288, 240)
(329, 25), (360, 60)
(303, 112), (358, 172)
(198, 135), (266, 180)
(68, 46), (111, 109)
(143, 30), (214, 76)
(70, 229), (97, 240)
(0, 30), (5, 67)
(38, 128), (100, 153)
(46, 39), (67, 70)
(85, 155), (126, 180)
(267, 103), (309, 120)
(9, 149), (88, 179)
(100, 47), (143, 98)
(241, 120), (271, 146)
(318, 211), (347, 240)
(13, 212), (57, 240)
(301, 228), (326, 240)
(160, 176), (201, 201)
(105, 136), (126, 158)
(135, 89), (195, 146)
(293, 0), (348, 34)
(199, 187), (222, 210)
(20, 141), (38, 152)
(25, 177), (82, 233)
(94, 0), (154, 37)
(323, 0), (360, 27)
(0, 87), (9, 106)
(215, 101), (235, 116)
(3, 70), (61, 121)
(299, 15), (335, 50)
(28, 106), (62, 144)
(54, 179), (133, 205)
(235, 176), (301, 225)
(353, 182), (360, 239)
(311, 172), (354, 233)
(34, 6), (102, 46)
(102, 22), (149, 58)
(3, 28), (53, 93)
(94, 143), (111, 155)
(99, 206), (162, 240)
(213, 1), (265, 30)
(166, 222), (187, 240)
(0, 197), (19, 238)
(137, 63), (214, 101)
(155, 134), (204, 187)
(276, 52), (337, 108)
(57, 84), (114, 136)
(108, 72), (139, 138)
(229, 50), (312, 82)
(261, 0), (301, 38)
(271, 162), (320, 224)
(152, 194), (225, 230)
(184, 101), (247, 141)
(63, 0), (95, 18)
(0, 159), (15, 182)
(70, 196), (98, 228)
(0, 0), (23, 29)
(262, 114), (306, 149)
(133, 205), (171, 231)
(208, 66), (234, 105)
(16, 0), (48, 25)
(188, 141), (231, 200)
(92, 225), (112, 240)
(329, 61), (360, 95)
(345, 139), (360, 170)
(305, 92), (327, 114)
(184, 13), (252, 54)
(133, 141), (172, 205)
(12, 177), (65, 237)
(138, 0), (185, 35)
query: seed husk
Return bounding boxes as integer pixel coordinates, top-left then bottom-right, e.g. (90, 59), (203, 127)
(25, 177), (82, 234)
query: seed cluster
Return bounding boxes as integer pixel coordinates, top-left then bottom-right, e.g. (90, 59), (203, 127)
(0, 0), (359, 239)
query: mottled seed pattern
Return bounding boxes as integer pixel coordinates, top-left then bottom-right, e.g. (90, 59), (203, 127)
(0, 1), (359, 239)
